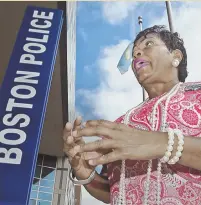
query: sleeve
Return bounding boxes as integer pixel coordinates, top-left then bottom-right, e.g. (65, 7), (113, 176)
(182, 82), (201, 137)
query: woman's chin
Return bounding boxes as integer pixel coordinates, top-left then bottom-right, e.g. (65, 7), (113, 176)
(137, 73), (150, 85)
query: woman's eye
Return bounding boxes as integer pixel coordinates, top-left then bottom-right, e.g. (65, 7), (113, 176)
(145, 41), (154, 47)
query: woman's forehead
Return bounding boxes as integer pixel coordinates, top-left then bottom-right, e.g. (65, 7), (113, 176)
(134, 32), (160, 46)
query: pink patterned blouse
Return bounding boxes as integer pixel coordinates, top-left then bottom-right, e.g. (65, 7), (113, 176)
(103, 82), (201, 205)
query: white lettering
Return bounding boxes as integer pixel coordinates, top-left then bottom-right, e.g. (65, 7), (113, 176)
(26, 35), (49, 43)
(0, 128), (26, 145)
(15, 71), (40, 84)
(0, 9), (55, 165)
(33, 10), (54, 20)
(0, 148), (22, 164)
(20, 54), (42, 65)
(6, 98), (33, 112)
(23, 42), (46, 54)
(29, 28), (49, 34)
(30, 19), (51, 29)
(11, 85), (36, 99)
(3, 114), (30, 128)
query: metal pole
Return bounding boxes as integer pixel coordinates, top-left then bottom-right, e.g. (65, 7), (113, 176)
(165, 1), (174, 33)
(138, 16), (148, 101)
(138, 16), (143, 32)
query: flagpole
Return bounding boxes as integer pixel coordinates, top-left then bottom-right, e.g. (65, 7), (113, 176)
(138, 16), (148, 101)
(165, 1), (174, 33)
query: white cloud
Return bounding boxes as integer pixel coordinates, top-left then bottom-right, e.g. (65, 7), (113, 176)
(83, 63), (96, 74)
(78, 40), (143, 121)
(102, 2), (137, 25)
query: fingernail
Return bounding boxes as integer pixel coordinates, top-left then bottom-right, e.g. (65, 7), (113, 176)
(72, 130), (77, 136)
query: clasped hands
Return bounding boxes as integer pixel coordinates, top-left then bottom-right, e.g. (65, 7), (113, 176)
(68, 119), (166, 166)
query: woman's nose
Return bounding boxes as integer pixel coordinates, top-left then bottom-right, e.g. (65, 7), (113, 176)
(133, 49), (143, 58)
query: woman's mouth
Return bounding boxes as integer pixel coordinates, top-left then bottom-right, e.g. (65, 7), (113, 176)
(134, 59), (150, 72)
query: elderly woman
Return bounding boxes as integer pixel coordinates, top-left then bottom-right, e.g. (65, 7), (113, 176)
(63, 25), (201, 205)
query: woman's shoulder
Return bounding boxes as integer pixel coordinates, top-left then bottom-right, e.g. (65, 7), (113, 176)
(181, 81), (201, 91)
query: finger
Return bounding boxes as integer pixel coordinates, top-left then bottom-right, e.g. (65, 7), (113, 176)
(63, 123), (82, 142)
(74, 136), (84, 143)
(66, 136), (74, 145)
(63, 136), (84, 157)
(82, 151), (103, 160)
(65, 122), (73, 131)
(72, 117), (84, 142)
(65, 135), (84, 149)
(63, 122), (73, 141)
(64, 136), (78, 151)
(88, 150), (122, 166)
(64, 116), (82, 139)
(63, 144), (73, 157)
(67, 146), (81, 158)
(73, 116), (82, 130)
(74, 126), (116, 139)
(85, 120), (129, 131)
(76, 139), (118, 153)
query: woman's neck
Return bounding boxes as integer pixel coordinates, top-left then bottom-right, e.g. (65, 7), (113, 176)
(143, 80), (180, 99)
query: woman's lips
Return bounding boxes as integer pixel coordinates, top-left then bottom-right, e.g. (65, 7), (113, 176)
(133, 59), (149, 72)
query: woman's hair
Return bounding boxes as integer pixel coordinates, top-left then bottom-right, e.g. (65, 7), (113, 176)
(134, 25), (188, 82)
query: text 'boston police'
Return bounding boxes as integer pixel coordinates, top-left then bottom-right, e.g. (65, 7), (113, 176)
(0, 10), (54, 165)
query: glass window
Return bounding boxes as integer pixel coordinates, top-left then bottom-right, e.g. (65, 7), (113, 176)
(39, 187), (53, 193)
(37, 201), (51, 205)
(43, 155), (56, 168)
(29, 199), (37, 205)
(32, 185), (38, 191)
(29, 154), (56, 205)
(37, 155), (43, 166)
(34, 166), (42, 178)
(40, 179), (54, 188)
(42, 167), (55, 181)
(30, 190), (37, 199)
(33, 178), (40, 185)
(38, 192), (53, 201)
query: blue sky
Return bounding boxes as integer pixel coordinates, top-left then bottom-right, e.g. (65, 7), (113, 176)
(75, 1), (184, 121)
(74, 1), (201, 204)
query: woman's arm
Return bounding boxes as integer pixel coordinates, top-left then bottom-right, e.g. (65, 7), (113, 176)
(153, 131), (201, 171)
(74, 120), (201, 171)
(76, 168), (110, 204)
(82, 173), (110, 204)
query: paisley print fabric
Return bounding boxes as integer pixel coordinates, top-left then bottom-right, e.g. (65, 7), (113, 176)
(106, 82), (201, 205)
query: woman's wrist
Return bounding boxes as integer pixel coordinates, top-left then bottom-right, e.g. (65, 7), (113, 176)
(152, 131), (169, 159)
(74, 168), (95, 181)
(152, 130), (181, 159)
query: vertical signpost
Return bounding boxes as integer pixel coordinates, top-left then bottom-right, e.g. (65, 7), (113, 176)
(0, 6), (63, 205)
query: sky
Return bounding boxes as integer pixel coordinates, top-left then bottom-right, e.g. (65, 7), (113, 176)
(75, 1), (201, 204)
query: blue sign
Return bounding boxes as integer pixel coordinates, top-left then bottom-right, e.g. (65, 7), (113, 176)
(0, 6), (63, 205)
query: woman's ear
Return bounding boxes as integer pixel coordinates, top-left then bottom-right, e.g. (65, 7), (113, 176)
(172, 49), (183, 62)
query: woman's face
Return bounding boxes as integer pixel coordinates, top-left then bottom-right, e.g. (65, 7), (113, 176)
(132, 33), (178, 86)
